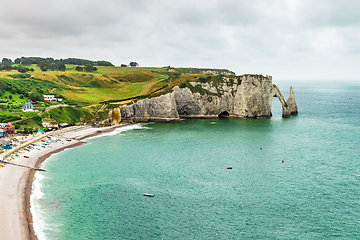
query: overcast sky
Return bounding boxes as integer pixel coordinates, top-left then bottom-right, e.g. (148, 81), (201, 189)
(1, 0), (360, 80)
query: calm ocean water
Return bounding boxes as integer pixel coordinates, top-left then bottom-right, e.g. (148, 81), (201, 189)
(32, 80), (360, 239)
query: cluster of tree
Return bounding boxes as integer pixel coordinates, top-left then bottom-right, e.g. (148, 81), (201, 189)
(0, 63), (34, 73)
(2, 58), (12, 65)
(0, 78), (62, 102)
(0, 80), (42, 101)
(13, 57), (114, 67)
(1, 57), (115, 73)
(0, 64), (13, 71)
(0, 58), (13, 70)
(121, 62), (139, 67)
(37, 61), (66, 72)
(14, 65), (34, 73)
(75, 65), (98, 72)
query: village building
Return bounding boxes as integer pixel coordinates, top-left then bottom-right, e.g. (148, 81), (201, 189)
(43, 95), (56, 102)
(0, 123), (7, 138)
(4, 123), (15, 135)
(21, 102), (34, 112)
(42, 119), (58, 128)
(0, 129), (4, 138)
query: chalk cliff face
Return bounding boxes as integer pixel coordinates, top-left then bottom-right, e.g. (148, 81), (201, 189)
(117, 74), (298, 123)
(120, 93), (179, 122)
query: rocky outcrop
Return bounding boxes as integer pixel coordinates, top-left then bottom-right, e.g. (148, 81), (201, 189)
(110, 108), (122, 125)
(286, 86), (298, 115)
(114, 74), (297, 123)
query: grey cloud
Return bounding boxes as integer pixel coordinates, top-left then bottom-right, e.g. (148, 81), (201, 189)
(1, 0), (360, 80)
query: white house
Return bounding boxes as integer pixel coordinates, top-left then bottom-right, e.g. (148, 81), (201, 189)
(21, 102), (34, 112)
(43, 95), (56, 102)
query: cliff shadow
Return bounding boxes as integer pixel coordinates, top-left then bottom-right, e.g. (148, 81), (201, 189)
(219, 111), (230, 118)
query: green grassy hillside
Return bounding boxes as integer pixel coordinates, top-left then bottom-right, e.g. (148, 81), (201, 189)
(0, 64), (235, 130)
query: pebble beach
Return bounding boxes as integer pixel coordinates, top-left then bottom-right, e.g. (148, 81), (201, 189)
(0, 124), (132, 240)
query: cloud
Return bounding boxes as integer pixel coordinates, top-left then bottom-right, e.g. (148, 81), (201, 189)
(1, 0), (360, 80)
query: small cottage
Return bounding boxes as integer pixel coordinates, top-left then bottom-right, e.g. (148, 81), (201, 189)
(21, 102), (34, 112)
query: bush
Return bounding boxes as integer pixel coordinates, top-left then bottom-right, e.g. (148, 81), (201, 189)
(179, 82), (188, 88)
(8, 73), (31, 79)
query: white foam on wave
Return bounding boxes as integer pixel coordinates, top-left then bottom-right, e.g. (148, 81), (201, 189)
(30, 171), (47, 240)
(85, 123), (150, 140)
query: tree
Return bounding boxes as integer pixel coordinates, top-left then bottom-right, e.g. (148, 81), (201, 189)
(129, 62), (139, 67)
(75, 66), (84, 72)
(2, 65), (13, 71)
(58, 63), (66, 71)
(75, 65), (97, 72)
(2, 58), (12, 65)
(16, 64), (30, 73)
(0, 81), (7, 90)
(95, 61), (114, 66)
(50, 63), (57, 71)
(14, 58), (21, 64)
(8, 95), (12, 100)
(85, 65), (97, 72)
(41, 66), (48, 71)
(29, 92), (42, 102)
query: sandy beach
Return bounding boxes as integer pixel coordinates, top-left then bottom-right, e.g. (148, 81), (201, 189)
(0, 123), (133, 240)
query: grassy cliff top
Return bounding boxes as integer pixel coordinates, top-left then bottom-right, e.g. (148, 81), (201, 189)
(0, 65), (235, 104)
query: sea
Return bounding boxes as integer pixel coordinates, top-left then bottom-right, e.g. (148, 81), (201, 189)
(31, 80), (360, 239)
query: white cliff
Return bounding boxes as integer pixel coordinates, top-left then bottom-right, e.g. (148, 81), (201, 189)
(116, 74), (298, 122)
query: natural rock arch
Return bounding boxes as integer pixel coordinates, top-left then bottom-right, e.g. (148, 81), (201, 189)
(272, 84), (290, 117)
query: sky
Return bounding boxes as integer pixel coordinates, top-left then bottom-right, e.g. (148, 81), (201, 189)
(1, 0), (360, 80)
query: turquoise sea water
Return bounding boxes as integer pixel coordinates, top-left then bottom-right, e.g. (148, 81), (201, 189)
(32, 80), (360, 239)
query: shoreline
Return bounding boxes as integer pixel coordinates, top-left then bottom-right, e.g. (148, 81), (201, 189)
(25, 141), (86, 240)
(0, 123), (134, 240)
